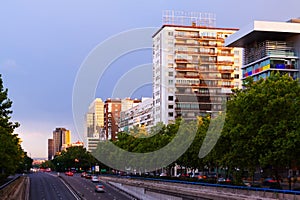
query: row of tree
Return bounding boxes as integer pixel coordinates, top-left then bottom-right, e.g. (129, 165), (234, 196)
(92, 73), (300, 185)
(48, 73), (299, 187)
(0, 75), (32, 182)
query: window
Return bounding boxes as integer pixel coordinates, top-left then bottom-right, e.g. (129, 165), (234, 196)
(168, 112), (174, 117)
(234, 74), (239, 79)
(168, 96), (174, 101)
(168, 104), (173, 109)
(168, 72), (173, 77)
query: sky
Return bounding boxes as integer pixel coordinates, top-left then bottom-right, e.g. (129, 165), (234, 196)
(0, 0), (299, 158)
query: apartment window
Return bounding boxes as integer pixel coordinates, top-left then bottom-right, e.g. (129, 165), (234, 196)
(168, 55), (173, 60)
(168, 88), (174, 93)
(168, 71), (173, 77)
(168, 112), (174, 117)
(234, 82), (239, 87)
(168, 96), (174, 101)
(168, 80), (173, 85)
(234, 50), (240, 56)
(168, 31), (173, 36)
(234, 74), (239, 79)
(168, 104), (173, 109)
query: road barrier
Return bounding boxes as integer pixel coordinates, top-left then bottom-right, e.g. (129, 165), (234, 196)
(0, 174), (29, 200)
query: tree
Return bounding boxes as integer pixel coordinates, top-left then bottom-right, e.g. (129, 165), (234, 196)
(221, 72), (300, 184)
(51, 146), (100, 172)
(0, 74), (24, 181)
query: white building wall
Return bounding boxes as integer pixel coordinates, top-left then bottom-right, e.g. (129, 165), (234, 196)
(153, 25), (242, 125)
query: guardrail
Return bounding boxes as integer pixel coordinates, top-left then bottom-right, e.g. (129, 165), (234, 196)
(0, 174), (21, 190)
(101, 174), (300, 199)
(0, 174), (29, 199)
(131, 176), (300, 195)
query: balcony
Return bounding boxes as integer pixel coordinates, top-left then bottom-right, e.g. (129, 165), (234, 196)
(217, 61), (234, 65)
(175, 58), (189, 63)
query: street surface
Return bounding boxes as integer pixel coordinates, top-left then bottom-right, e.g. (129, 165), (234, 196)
(61, 173), (133, 200)
(29, 172), (78, 200)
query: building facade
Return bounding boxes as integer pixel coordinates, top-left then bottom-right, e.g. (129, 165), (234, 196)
(103, 98), (141, 140)
(85, 98), (104, 152)
(52, 127), (71, 156)
(119, 97), (153, 132)
(104, 98), (122, 141)
(61, 140), (84, 151)
(153, 11), (242, 125)
(225, 19), (300, 81)
(48, 139), (54, 160)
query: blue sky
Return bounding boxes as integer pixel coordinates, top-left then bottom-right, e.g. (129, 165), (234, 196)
(0, 0), (299, 158)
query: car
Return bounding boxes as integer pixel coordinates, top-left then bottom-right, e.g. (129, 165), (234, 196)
(81, 172), (87, 177)
(91, 175), (99, 182)
(85, 174), (92, 179)
(159, 172), (168, 177)
(95, 184), (105, 193)
(217, 177), (231, 183)
(197, 172), (207, 180)
(217, 177), (226, 183)
(65, 171), (74, 176)
(262, 177), (277, 186)
(243, 180), (252, 187)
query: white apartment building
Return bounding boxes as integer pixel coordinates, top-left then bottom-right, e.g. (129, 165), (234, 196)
(119, 97), (153, 132)
(152, 11), (242, 125)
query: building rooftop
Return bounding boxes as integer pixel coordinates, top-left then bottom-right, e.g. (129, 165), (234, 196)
(225, 19), (300, 47)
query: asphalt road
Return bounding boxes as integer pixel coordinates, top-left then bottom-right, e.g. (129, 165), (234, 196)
(61, 173), (133, 200)
(29, 172), (78, 200)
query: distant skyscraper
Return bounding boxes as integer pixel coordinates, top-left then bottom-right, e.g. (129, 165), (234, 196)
(52, 127), (71, 155)
(48, 139), (54, 160)
(85, 98), (104, 152)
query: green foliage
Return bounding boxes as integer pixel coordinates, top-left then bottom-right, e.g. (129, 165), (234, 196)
(51, 146), (102, 172)
(220, 72), (300, 182)
(0, 74), (28, 181)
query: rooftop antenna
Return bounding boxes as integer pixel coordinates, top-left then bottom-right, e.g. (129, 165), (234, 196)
(162, 10), (216, 27)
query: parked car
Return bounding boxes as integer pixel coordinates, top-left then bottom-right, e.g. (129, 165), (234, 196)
(95, 184), (105, 193)
(159, 172), (168, 177)
(262, 177), (277, 186)
(206, 172), (217, 179)
(218, 177), (231, 183)
(91, 176), (99, 182)
(197, 172), (207, 180)
(243, 180), (252, 187)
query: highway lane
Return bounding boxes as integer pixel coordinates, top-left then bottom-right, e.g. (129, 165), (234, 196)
(61, 173), (133, 200)
(29, 172), (78, 200)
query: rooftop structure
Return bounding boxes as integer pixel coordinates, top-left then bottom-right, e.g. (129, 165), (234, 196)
(225, 19), (300, 81)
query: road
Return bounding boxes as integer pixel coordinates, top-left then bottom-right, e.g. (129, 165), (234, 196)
(61, 173), (133, 200)
(29, 172), (78, 200)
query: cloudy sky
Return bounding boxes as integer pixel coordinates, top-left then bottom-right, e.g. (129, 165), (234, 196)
(0, 0), (299, 158)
